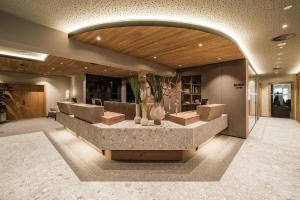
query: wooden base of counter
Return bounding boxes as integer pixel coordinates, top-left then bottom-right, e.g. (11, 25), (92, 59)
(103, 149), (197, 161)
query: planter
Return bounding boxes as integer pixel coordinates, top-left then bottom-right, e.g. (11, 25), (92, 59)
(0, 112), (6, 122)
(150, 103), (165, 125)
(140, 104), (149, 126)
(134, 103), (141, 124)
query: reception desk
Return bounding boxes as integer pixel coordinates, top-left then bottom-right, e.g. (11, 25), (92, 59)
(56, 111), (228, 161)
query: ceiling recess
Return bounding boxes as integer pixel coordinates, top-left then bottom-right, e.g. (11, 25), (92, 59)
(272, 33), (296, 42)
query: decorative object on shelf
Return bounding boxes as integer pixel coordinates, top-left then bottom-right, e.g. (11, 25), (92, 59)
(0, 84), (12, 122)
(147, 74), (166, 125)
(181, 75), (201, 112)
(128, 76), (141, 124)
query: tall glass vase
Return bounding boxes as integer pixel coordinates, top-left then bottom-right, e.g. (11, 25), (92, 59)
(140, 104), (149, 126)
(134, 103), (141, 124)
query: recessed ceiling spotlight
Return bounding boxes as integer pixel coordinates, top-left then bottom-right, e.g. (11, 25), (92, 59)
(178, 64), (182, 67)
(96, 36), (101, 41)
(277, 42), (287, 47)
(60, 62), (63, 65)
(198, 43), (203, 47)
(282, 24), (288, 29)
(217, 57), (222, 60)
(51, 67), (55, 70)
(84, 66), (88, 70)
(153, 56), (157, 59)
(283, 5), (293, 10)
(279, 46), (284, 49)
(104, 69), (107, 72)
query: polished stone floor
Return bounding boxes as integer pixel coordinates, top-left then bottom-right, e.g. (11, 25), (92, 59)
(0, 117), (299, 199)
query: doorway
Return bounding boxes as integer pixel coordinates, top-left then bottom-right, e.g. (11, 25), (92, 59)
(271, 83), (292, 118)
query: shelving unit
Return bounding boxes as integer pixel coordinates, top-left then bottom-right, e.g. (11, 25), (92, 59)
(181, 75), (201, 111)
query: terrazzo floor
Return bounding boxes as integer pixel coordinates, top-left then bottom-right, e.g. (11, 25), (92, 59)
(0, 117), (300, 200)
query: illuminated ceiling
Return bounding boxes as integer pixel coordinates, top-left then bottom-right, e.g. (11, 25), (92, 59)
(0, 0), (299, 74)
(70, 26), (244, 69)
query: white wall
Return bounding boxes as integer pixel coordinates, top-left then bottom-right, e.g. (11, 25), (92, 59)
(0, 71), (71, 115)
(260, 74), (297, 118)
(71, 74), (85, 103)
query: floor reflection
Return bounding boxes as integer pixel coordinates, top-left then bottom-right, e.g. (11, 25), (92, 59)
(46, 129), (244, 182)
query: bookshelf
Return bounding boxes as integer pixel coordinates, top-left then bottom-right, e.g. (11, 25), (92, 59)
(181, 75), (201, 111)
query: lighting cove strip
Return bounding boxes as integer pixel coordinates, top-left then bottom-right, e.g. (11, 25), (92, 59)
(0, 46), (48, 61)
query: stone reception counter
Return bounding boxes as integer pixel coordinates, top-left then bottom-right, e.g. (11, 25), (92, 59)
(56, 112), (228, 161)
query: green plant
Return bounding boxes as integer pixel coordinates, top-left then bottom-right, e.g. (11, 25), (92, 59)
(147, 74), (165, 103)
(128, 76), (141, 104)
(0, 84), (12, 113)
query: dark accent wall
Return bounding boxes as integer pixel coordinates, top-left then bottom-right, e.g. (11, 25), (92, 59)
(86, 74), (121, 104)
(179, 59), (247, 138)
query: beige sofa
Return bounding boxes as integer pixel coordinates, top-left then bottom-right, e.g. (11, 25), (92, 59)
(57, 101), (75, 115)
(71, 103), (104, 124)
(103, 101), (136, 120)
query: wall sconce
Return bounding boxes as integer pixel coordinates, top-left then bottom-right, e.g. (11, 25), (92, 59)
(65, 89), (70, 101)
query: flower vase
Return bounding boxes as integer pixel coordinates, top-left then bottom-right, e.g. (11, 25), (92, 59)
(150, 103), (165, 125)
(134, 103), (141, 124)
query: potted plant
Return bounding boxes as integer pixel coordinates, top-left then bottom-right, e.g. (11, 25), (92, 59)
(147, 74), (166, 125)
(128, 76), (141, 124)
(0, 84), (12, 122)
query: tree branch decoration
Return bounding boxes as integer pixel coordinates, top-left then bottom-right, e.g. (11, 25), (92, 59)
(147, 74), (165, 104)
(128, 75), (141, 104)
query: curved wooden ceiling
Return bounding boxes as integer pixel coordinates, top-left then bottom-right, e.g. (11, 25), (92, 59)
(0, 56), (136, 77)
(70, 26), (244, 69)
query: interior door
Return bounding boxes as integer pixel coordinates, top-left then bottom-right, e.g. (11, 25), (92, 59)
(3, 83), (45, 120)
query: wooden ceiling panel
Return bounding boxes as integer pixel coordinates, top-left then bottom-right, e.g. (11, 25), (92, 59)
(70, 26), (244, 68)
(0, 55), (136, 77)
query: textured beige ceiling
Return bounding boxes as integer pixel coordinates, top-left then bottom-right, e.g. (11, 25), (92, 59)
(0, 0), (299, 74)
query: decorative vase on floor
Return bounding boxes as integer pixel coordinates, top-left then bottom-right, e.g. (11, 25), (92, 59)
(134, 103), (141, 124)
(140, 104), (149, 126)
(150, 103), (165, 125)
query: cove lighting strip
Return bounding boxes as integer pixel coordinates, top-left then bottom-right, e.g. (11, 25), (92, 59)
(0, 46), (48, 61)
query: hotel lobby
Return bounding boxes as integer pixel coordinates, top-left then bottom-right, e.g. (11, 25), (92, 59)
(0, 1), (300, 199)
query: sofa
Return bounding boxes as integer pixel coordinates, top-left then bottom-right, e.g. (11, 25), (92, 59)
(103, 101), (136, 120)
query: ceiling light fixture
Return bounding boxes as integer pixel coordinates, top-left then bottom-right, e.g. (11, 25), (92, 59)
(96, 36), (101, 41)
(153, 56), (157, 59)
(282, 24), (288, 29)
(0, 46), (48, 61)
(84, 66), (88, 70)
(104, 69), (107, 72)
(217, 57), (222, 60)
(279, 46), (284, 49)
(198, 43), (203, 47)
(60, 62), (63, 65)
(178, 64), (182, 67)
(283, 5), (293, 10)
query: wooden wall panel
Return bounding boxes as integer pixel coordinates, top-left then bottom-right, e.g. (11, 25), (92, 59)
(2, 83), (45, 120)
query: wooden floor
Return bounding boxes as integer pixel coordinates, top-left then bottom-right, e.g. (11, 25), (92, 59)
(46, 129), (244, 181)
